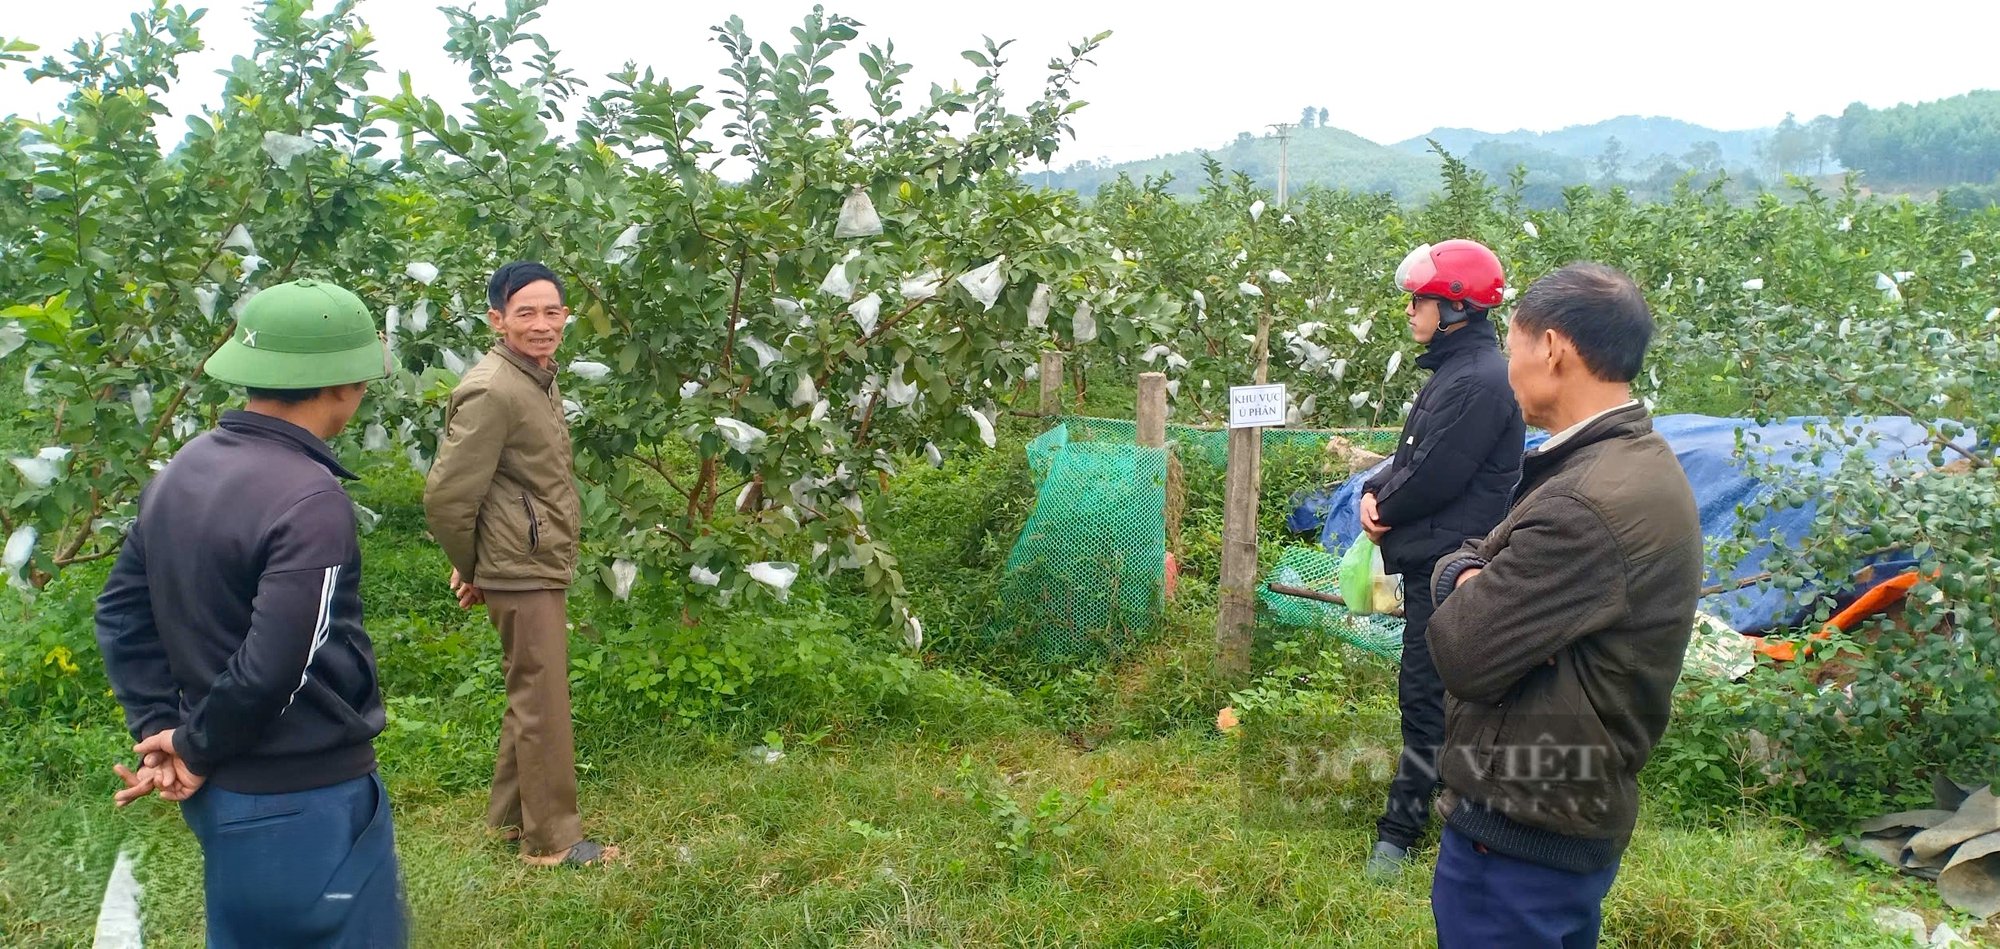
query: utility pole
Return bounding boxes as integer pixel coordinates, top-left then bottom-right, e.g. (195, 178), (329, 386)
(1266, 122), (1294, 208)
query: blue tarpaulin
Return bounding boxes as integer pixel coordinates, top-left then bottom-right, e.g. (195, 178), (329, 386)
(1287, 415), (1974, 634)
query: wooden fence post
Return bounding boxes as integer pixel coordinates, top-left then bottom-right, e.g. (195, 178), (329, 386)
(1040, 351), (1065, 417)
(1215, 424), (1260, 681)
(1136, 372), (1166, 447)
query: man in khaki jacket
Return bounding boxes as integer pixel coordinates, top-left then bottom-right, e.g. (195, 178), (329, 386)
(424, 261), (616, 867)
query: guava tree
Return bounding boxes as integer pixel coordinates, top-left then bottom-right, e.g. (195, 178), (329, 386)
(370, 2), (1151, 638)
(0, 1), (414, 588)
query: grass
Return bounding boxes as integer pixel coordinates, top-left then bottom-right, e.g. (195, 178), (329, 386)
(1, 367), (1991, 947)
(0, 707), (1946, 948)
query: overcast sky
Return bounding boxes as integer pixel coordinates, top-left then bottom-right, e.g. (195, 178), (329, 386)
(5, 0), (1997, 169)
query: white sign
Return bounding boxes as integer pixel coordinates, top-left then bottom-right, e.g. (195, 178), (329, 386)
(1227, 384), (1287, 429)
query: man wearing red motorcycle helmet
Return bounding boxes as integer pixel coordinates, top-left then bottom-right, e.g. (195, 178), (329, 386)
(1360, 239), (1526, 881)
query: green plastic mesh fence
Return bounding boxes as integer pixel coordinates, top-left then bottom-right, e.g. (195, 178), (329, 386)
(993, 436), (1168, 662)
(997, 417), (1401, 663)
(1257, 545), (1406, 659)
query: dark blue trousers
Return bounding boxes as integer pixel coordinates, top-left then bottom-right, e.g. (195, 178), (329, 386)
(1432, 825), (1619, 949)
(1377, 557), (1443, 849)
(181, 771), (406, 948)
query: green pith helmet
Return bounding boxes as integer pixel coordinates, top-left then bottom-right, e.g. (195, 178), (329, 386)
(203, 279), (389, 388)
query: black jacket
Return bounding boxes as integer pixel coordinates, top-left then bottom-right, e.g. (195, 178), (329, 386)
(1427, 404), (1704, 872)
(1362, 318), (1525, 573)
(96, 411), (385, 794)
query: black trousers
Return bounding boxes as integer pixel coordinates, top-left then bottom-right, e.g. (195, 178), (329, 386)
(1377, 556), (1443, 850)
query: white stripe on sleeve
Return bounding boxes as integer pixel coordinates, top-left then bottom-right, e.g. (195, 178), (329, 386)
(282, 565), (340, 711)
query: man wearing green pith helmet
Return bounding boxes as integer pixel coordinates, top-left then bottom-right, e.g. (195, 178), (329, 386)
(97, 279), (408, 947)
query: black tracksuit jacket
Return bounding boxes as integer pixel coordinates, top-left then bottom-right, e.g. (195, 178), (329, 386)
(96, 410), (385, 794)
(1362, 318), (1526, 574)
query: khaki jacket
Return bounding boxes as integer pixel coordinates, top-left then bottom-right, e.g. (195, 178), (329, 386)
(423, 345), (581, 591)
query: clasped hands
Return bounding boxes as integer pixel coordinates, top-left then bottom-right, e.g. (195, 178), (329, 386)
(1360, 492), (1389, 543)
(112, 728), (205, 807)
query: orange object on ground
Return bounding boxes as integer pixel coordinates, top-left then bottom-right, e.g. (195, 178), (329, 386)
(1752, 569), (1929, 663)
(1164, 551), (1179, 599)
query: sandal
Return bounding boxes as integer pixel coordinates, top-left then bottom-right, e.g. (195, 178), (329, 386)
(522, 839), (621, 868)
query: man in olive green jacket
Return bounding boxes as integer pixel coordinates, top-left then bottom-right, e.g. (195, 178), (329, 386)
(1426, 263), (1702, 946)
(423, 261), (615, 867)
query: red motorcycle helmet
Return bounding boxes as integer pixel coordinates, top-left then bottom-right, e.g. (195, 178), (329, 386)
(1394, 238), (1506, 310)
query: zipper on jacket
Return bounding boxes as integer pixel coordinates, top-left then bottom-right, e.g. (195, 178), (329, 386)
(520, 494), (541, 552)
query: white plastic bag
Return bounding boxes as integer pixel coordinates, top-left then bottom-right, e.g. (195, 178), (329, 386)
(1238, 281), (1263, 297)
(1348, 320), (1372, 343)
(849, 292), (883, 336)
(689, 564), (721, 586)
(819, 249), (862, 298)
(131, 384), (154, 424)
(610, 559), (638, 601)
(605, 224), (644, 265)
(1522, 219), (1539, 239)
(834, 189), (884, 238)
(406, 261), (440, 286)
(1349, 390), (1371, 409)
(0, 323), (25, 361)
(899, 270), (942, 302)
(924, 441), (943, 467)
(440, 349), (468, 376)
(9, 446), (71, 488)
(1876, 272), (1902, 301)
(1385, 350), (1403, 381)
(1332, 358), (1347, 382)
(883, 365), (917, 408)
(715, 417), (768, 453)
(963, 405), (996, 448)
(747, 561), (798, 601)
(364, 423), (389, 452)
(790, 374), (818, 408)
(4, 525), (36, 589)
(569, 360), (611, 381)
(1027, 283), (1052, 329)
(261, 131), (315, 166)
(742, 336), (781, 371)
(223, 224), (256, 255)
(1741, 278), (1764, 291)
(1249, 199), (1265, 222)
(956, 257), (1007, 311)
(409, 298), (432, 333)
(679, 380), (703, 399)
(1267, 269), (1293, 285)
(1071, 301), (1096, 344)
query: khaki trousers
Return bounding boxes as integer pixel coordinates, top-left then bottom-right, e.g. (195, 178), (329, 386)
(482, 588), (584, 857)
